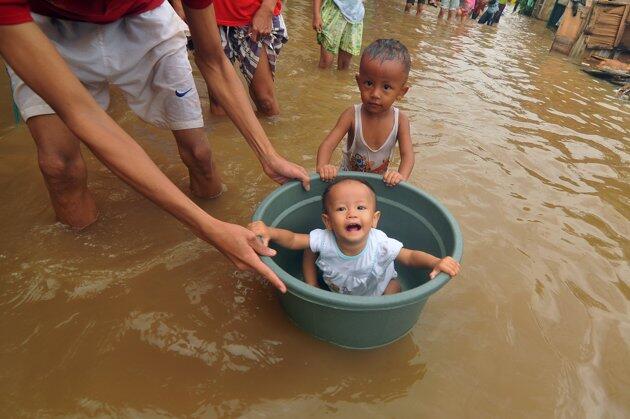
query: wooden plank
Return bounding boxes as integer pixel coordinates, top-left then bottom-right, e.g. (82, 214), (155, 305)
(586, 24), (621, 35)
(596, 14), (622, 23)
(586, 33), (616, 48)
(589, 34), (615, 41)
(594, 0), (630, 6)
(590, 27), (621, 36)
(603, 5), (626, 14)
(598, 13), (622, 22)
(614, 5), (629, 45)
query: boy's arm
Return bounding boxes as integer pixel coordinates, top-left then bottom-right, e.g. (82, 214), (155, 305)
(0, 22), (287, 293)
(396, 249), (461, 279)
(313, 0), (323, 31)
(183, 3), (310, 190)
(316, 107), (354, 180)
(302, 248), (320, 288)
(248, 221), (310, 250)
(396, 112), (415, 180)
(383, 112), (414, 186)
(269, 227), (310, 250)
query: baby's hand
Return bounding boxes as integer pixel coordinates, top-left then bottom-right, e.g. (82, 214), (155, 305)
(383, 171), (404, 187)
(247, 221), (271, 247)
(429, 257), (461, 279)
(317, 164), (338, 182)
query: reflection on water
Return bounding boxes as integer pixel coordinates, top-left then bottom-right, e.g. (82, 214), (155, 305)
(0, 0), (628, 417)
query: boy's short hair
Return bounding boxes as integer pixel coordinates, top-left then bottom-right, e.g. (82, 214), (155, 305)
(361, 39), (411, 76)
(322, 178), (377, 213)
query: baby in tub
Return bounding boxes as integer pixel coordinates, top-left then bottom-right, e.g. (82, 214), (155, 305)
(248, 178), (460, 296)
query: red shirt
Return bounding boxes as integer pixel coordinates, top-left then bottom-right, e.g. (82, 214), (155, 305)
(213, 0), (282, 27)
(0, 0), (213, 25)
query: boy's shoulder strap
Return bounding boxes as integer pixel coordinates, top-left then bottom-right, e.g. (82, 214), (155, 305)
(353, 103), (363, 142)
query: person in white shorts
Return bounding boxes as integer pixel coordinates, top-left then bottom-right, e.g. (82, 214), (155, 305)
(5, 2), (225, 229)
(438, 0), (460, 20)
(0, 0), (311, 293)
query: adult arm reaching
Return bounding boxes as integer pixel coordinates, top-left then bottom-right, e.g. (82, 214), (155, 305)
(0, 21), (287, 293)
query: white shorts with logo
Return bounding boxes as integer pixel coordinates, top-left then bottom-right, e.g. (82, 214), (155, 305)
(6, 1), (203, 130)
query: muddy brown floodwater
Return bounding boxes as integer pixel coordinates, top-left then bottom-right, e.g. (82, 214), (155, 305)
(0, 1), (628, 417)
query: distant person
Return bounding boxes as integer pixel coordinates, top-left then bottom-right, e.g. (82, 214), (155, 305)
(460, 0), (476, 21)
(438, 0), (460, 21)
(249, 178), (461, 296)
(312, 0), (365, 70)
(512, 0), (520, 13)
(317, 39), (414, 187)
(478, 0), (499, 24)
(404, 0), (428, 15)
(209, 0), (288, 116)
(0, 0), (312, 292)
(493, 0), (507, 23)
(471, 0), (487, 19)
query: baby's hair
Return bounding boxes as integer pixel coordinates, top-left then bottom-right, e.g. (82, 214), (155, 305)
(361, 39), (411, 76)
(321, 178), (377, 213)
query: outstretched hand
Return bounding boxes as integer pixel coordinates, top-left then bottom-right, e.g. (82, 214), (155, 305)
(204, 220), (286, 293)
(263, 153), (311, 190)
(429, 256), (461, 280)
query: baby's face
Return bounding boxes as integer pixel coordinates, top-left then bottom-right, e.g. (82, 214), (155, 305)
(356, 57), (409, 115)
(322, 181), (380, 247)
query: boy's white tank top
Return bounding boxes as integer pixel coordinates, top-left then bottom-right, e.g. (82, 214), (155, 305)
(340, 104), (399, 174)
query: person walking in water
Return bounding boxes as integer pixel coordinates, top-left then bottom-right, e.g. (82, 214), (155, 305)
(478, 0), (499, 24)
(208, 0), (288, 116)
(404, 0), (429, 15)
(0, 0), (312, 292)
(493, 0), (507, 23)
(313, 0), (365, 70)
(438, 0), (460, 21)
(3, 0), (308, 230)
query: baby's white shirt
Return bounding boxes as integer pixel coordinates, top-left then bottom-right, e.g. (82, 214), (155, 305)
(309, 228), (403, 296)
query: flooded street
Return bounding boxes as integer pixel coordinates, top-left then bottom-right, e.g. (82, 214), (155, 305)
(1, 0), (628, 417)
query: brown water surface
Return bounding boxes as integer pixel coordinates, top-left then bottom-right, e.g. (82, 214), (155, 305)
(1, 1), (629, 417)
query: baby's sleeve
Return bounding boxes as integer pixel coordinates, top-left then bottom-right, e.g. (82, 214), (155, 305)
(309, 229), (326, 253)
(378, 234), (403, 265)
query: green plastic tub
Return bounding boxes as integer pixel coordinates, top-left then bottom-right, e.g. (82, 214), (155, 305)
(252, 173), (463, 349)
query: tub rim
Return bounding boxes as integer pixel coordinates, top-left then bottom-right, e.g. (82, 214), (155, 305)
(253, 173), (463, 310)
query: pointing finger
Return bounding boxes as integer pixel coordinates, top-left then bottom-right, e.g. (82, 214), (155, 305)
(299, 167), (311, 191)
(252, 259), (286, 293)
